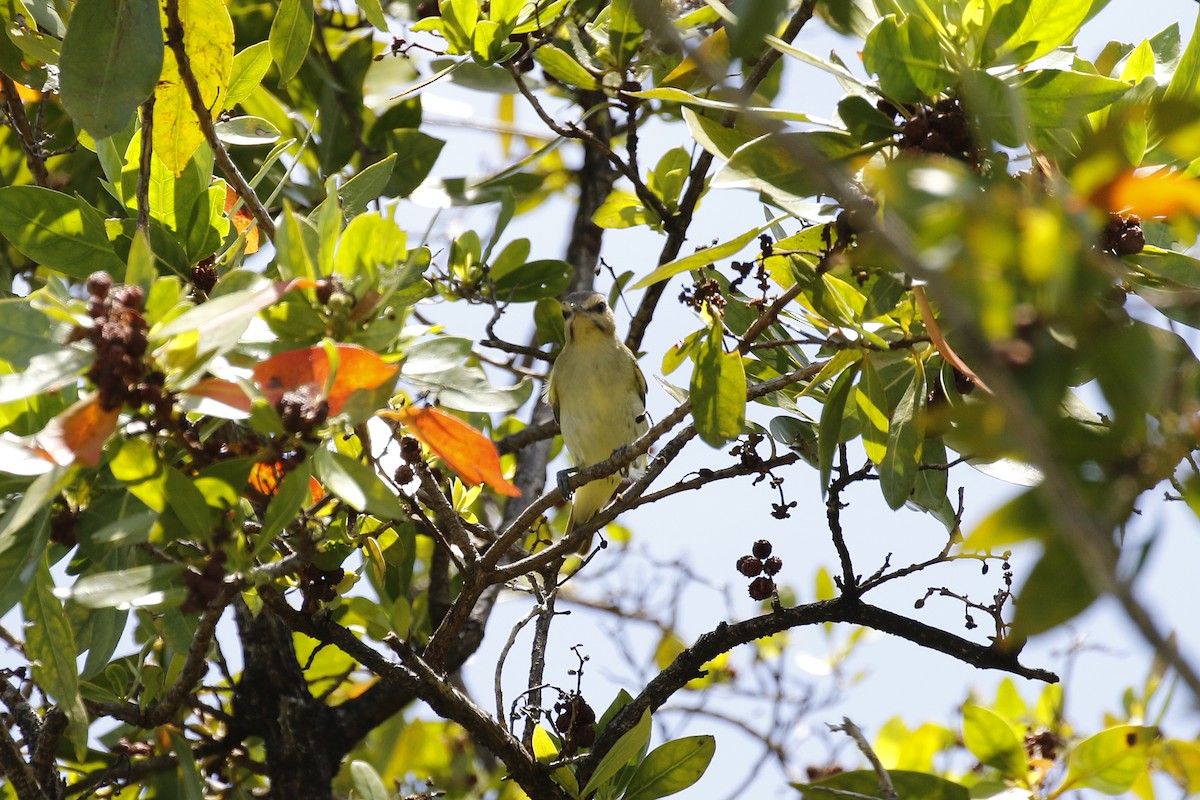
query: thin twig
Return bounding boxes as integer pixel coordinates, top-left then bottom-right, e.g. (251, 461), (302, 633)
(830, 718), (897, 800)
(136, 95), (155, 235)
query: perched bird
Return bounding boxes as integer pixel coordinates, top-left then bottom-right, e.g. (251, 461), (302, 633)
(545, 291), (648, 550)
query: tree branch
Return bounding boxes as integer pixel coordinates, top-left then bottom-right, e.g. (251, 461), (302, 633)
(0, 71), (49, 186)
(578, 595), (1056, 786)
(161, 0), (275, 239)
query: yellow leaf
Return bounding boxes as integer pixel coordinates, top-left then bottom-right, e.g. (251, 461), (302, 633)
(153, 0), (234, 175)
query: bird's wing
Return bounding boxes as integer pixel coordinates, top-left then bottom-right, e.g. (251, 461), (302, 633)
(545, 363), (561, 425)
(631, 351), (647, 409)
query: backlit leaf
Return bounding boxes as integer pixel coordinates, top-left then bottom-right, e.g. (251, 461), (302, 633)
(33, 395), (121, 468)
(380, 407), (520, 497)
(623, 735), (716, 800)
(1064, 726), (1157, 794)
(962, 702), (1026, 780)
(691, 323), (746, 448)
(153, 0), (234, 175)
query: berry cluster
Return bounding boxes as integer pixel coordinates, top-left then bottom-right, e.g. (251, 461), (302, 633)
(182, 551), (227, 613)
(1100, 213), (1145, 256)
(298, 563), (345, 614)
(277, 388), (330, 437)
(553, 693), (596, 755)
(191, 259), (218, 296)
(736, 539), (782, 602)
(80, 272), (149, 411)
(887, 98), (976, 163)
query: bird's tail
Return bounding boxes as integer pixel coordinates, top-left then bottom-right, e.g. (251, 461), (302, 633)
(565, 474), (621, 554)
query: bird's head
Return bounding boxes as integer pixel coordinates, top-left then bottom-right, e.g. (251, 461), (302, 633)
(562, 291), (617, 342)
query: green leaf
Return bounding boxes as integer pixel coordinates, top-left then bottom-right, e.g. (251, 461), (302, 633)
(818, 359), (861, 495)
(714, 132), (865, 202)
(632, 215), (787, 289)
(270, 0), (314, 84)
(24, 560), (88, 757)
(258, 460), (314, 551)
(338, 154), (397, 220)
(728, 0), (785, 60)
(533, 44), (599, 89)
(0, 298), (55, 369)
(58, 0), (163, 139)
(349, 760), (389, 800)
(109, 437), (213, 538)
(991, 0), (1093, 64)
(0, 346), (91, 404)
(863, 14), (954, 103)
(878, 360), (925, 510)
(796, 769), (968, 800)
(169, 729), (205, 800)
(593, 189), (658, 230)
(0, 506), (51, 619)
(1013, 70), (1131, 129)
(1064, 726), (1157, 794)
(386, 130), (446, 198)
(491, 258), (572, 302)
(632, 87), (817, 122)
(608, 0), (644, 69)
(313, 448), (406, 519)
(356, 0), (388, 31)
(0, 186), (126, 279)
(226, 41), (273, 107)
(214, 116), (281, 146)
(55, 564), (184, 610)
(963, 488), (1051, 551)
(1011, 536), (1098, 638)
(962, 702), (1027, 780)
(623, 735), (716, 800)
(856, 358), (889, 464)
(583, 709), (652, 797)
(691, 323), (746, 448)
(1166, 14), (1200, 102)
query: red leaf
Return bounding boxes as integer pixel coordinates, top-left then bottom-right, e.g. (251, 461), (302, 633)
(34, 396), (120, 467)
(380, 407), (521, 497)
(182, 377), (252, 415)
(253, 344), (398, 416)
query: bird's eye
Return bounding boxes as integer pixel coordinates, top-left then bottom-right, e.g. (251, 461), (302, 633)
(591, 299), (608, 312)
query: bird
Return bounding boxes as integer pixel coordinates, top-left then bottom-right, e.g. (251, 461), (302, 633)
(545, 291), (648, 551)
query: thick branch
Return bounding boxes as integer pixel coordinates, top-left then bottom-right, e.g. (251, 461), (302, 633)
(578, 595), (1056, 786)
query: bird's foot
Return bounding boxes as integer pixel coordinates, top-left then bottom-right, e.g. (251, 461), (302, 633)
(556, 467), (577, 499)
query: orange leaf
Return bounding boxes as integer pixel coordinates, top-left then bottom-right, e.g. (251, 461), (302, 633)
(248, 461), (324, 502)
(182, 377), (252, 414)
(1097, 170), (1200, 218)
(34, 396), (120, 467)
(380, 407), (521, 497)
(224, 184), (260, 254)
(253, 344), (398, 416)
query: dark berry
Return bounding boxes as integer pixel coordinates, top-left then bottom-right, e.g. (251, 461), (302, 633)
(751, 539), (772, 559)
(748, 576), (774, 601)
(400, 435), (423, 463)
(315, 279), (335, 306)
(191, 262), (218, 295)
(763, 556), (782, 576)
(112, 284), (145, 311)
(736, 555), (763, 577)
(394, 465), (415, 484)
(86, 271), (113, 297)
